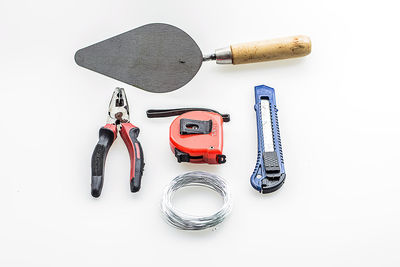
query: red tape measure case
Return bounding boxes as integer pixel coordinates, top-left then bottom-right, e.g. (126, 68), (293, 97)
(169, 111), (226, 164)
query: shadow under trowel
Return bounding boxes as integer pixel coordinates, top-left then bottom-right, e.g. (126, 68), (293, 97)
(212, 57), (308, 74)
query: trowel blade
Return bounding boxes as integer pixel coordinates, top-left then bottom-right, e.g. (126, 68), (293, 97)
(75, 23), (203, 93)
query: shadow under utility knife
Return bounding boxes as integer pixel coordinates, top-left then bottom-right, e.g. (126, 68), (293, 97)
(91, 87), (144, 197)
(251, 85), (285, 194)
(75, 23), (311, 93)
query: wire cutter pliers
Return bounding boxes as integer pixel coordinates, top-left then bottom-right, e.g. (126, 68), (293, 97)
(91, 87), (144, 198)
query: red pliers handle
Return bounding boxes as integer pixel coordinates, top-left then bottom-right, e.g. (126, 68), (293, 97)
(120, 123), (144, 192)
(91, 123), (144, 197)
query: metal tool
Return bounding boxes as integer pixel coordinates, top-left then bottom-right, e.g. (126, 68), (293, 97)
(75, 23), (311, 93)
(91, 87), (144, 197)
(251, 85), (285, 193)
(146, 108), (229, 164)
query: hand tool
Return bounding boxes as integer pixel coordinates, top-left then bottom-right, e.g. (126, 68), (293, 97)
(251, 85), (285, 193)
(161, 171), (232, 230)
(91, 87), (144, 197)
(75, 23), (311, 93)
(146, 108), (229, 164)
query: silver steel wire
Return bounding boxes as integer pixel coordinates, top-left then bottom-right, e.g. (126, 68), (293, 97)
(161, 171), (232, 230)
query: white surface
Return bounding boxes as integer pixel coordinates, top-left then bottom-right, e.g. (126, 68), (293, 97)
(1, 0), (400, 266)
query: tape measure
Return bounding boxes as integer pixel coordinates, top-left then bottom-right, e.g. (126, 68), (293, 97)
(147, 108), (230, 164)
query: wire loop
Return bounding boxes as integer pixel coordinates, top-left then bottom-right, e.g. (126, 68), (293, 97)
(161, 171), (232, 230)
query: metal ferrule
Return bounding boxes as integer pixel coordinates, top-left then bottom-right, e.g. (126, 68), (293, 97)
(215, 46), (232, 64)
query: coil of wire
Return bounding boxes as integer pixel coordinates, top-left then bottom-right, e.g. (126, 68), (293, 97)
(161, 171), (232, 230)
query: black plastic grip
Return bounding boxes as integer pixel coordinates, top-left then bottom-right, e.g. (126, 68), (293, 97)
(91, 127), (115, 197)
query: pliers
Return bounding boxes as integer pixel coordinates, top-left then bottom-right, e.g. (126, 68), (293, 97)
(91, 87), (144, 197)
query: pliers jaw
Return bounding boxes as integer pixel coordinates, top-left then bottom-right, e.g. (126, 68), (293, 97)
(107, 87), (130, 127)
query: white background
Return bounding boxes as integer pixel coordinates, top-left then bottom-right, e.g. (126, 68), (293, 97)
(1, 0), (399, 266)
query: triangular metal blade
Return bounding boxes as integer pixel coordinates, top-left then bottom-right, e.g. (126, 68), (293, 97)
(75, 23), (203, 93)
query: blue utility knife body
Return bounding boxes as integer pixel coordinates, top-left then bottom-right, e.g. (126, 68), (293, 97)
(251, 85), (286, 193)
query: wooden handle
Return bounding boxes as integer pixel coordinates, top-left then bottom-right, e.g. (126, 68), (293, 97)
(230, 35), (311, 65)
